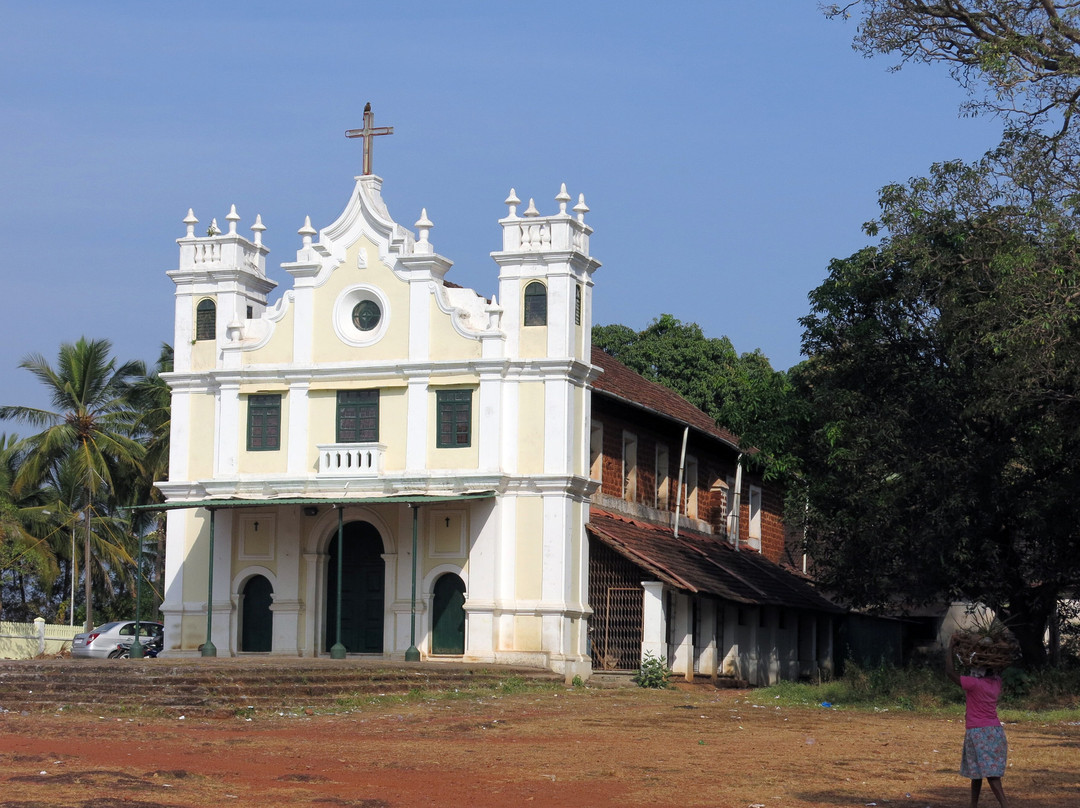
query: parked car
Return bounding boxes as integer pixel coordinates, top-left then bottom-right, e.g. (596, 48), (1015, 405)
(71, 621), (163, 659)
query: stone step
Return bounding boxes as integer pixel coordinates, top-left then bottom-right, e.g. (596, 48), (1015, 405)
(0, 658), (562, 715)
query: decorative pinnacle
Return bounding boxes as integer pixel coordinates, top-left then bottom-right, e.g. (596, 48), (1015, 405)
(298, 215), (316, 248)
(226, 204), (241, 235)
(523, 198), (540, 217)
(251, 214), (266, 247)
(415, 208), (433, 245)
(183, 209), (198, 238)
(556, 183), (571, 215)
(574, 193), (589, 223)
(504, 188), (521, 217)
(207, 218), (221, 236)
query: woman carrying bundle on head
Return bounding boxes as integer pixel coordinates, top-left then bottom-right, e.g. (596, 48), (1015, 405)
(945, 631), (1014, 808)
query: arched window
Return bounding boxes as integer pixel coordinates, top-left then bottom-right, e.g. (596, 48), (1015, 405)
(523, 281), (547, 326)
(195, 299), (216, 341)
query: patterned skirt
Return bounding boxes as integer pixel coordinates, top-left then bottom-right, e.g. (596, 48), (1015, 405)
(960, 725), (1008, 779)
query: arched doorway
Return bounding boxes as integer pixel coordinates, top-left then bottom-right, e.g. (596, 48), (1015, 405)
(240, 574), (273, 652)
(431, 573), (466, 655)
(325, 521), (385, 653)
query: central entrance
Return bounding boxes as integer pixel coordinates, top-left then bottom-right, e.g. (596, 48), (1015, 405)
(325, 520), (385, 654)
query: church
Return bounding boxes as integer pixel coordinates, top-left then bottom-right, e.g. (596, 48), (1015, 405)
(157, 108), (838, 683)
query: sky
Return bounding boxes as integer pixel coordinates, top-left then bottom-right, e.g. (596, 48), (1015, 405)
(0, 1), (1004, 424)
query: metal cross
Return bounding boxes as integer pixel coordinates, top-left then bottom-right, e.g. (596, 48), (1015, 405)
(345, 103), (394, 176)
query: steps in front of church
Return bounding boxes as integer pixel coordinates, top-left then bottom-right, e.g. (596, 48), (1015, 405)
(0, 658), (563, 716)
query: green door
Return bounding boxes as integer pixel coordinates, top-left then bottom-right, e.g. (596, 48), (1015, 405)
(241, 574), (273, 652)
(325, 521), (384, 653)
(431, 573), (466, 655)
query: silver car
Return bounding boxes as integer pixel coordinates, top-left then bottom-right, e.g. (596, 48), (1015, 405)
(71, 621), (163, 659)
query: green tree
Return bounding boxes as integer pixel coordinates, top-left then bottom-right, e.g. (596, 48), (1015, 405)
(0, 434), (58, 620)
(126, 343), (172, 612)
(593, 315), (803, 480)
(827, 1), (1080, 140)
(0, 338), (146, 631)
(796, 158), (1080, 666)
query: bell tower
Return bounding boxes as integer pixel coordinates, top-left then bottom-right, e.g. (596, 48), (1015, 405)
(491, 184), (600, 363)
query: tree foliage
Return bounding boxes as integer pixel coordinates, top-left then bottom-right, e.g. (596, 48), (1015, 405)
(0, 338), (149, 628)
(592, 315), (803, 480)
(796, 156), (1080, 666)
(827, 1), (1080, 139)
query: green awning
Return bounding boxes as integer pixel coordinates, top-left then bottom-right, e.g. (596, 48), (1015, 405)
(126, 491), (496, 512)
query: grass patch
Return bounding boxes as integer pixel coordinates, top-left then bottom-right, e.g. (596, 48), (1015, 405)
(331, 676), (564, 711)
(757, 662), (1080, 720)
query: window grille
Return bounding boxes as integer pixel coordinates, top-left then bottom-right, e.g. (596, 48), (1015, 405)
(588, 538), (644, 671)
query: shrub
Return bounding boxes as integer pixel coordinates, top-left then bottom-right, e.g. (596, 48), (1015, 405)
(634, 652), (673, 689)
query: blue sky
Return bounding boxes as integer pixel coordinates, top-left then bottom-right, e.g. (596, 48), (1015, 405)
(0, 2), (1002, 422)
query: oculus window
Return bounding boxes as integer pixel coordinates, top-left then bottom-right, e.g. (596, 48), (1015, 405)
(351, 299), (382, 332)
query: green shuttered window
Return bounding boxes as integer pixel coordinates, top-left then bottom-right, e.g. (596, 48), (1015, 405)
(436, 389), (472, 448)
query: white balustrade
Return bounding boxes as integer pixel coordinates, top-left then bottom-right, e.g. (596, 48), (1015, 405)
(316, 443), (386, 476)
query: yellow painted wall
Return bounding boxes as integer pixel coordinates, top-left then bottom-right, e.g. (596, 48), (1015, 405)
(381, 387), (407, 470)
(251, 304), (295, 365)
(427, 383), (480, 470)
(232, 511), (278, 577)
(238, 393), (289, 474)
(187, 394), (216, 478)
(191, 297), (218, 371)
(514, 497), (543, 600)
(519, 326), (546, 358)
(312, 239), (413, 364)
(182, 511), (210, 605)
(191, 342), (217, 371)
(429, 297), (482, 360)
(517, 382), (545, 475)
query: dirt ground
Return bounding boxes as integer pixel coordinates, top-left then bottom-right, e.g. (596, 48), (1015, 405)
(0, 685), (1077, 808)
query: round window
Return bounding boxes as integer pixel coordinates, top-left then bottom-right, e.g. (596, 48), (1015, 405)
(351, 300), (382, 332)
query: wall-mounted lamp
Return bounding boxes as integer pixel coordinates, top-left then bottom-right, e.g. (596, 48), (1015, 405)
(445, 517), (451, 528)
(253, 521), (259, 532)
(303, 506), (319, 517)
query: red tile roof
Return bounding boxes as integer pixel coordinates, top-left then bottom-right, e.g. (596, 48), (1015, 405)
(588, 507), (841, 612)
(590, 347), (742, 451)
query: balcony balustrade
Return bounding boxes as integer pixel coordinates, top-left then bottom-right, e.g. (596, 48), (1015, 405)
(316, 443), (385, 476)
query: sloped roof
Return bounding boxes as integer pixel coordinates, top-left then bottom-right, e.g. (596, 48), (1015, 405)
(588, 507), (842, 613)
(590, 347), (741, 451)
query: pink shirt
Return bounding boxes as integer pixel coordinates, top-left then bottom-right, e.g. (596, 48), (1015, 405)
(961, 675), (1002, 729)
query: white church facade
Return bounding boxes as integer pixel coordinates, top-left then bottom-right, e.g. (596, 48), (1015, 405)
(156, 113), (840, 684)
(157, 115), (599, 678)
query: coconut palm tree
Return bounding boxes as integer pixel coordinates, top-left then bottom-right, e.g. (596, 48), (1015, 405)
(127, 343), (172, 612)
(0, 434), (59, 620)
(0, 338), (146, 631)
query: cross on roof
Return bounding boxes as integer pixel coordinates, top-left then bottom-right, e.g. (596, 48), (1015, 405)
(345, 103), (394, 176)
